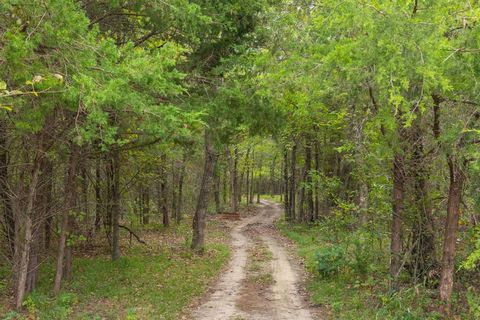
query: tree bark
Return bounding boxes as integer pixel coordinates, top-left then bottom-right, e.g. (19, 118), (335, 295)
(14, 163), (40, 308)
(191, 131), (217, 252)
(214, 162), (221, 213)
(54, 145), (79, 294)
(43, 160), (53, 250)
(305, 136), (314, 222)
(314, 141), (320, 220)
(109, 149), (121, 261)
(176, 153), (186, 223)
(439, 156), (466, 302)
(0, 119), (14, 256)
(229, 146), (239, 212)
(390, 153), (405, 280)
(290, 141), (297, 221)
(158, 154), (169, 227)
(94, 159), (102, 233)
(283, 146), (290, 220)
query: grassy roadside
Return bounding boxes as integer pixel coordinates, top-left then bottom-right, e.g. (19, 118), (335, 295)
(1, 218), (230, 320)
(277, 220), (460, 320)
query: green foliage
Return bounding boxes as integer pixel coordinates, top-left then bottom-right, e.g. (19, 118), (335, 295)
(314, 246), (346, 278)
(277, 220), (449, 319)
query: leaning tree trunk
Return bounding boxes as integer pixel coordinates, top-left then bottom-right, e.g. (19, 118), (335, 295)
(14, 163), (40, 308)
(191, 131), (217, 252)
(439, 155), (466, 303)
(54, 146), (79, 294)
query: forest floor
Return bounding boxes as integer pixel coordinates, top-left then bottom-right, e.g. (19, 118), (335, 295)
(188, 200), (322, 320)
(0, 217), (230, 320)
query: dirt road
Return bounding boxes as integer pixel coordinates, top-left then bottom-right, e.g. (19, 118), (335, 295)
(191, 201), (318, 320)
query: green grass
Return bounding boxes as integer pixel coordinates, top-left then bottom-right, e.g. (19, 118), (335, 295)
(277, 220), (451, 320)
(1, 220), (230, 320)
(259, 194), (282, 203)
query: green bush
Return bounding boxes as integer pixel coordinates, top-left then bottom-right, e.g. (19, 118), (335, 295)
(349, 239), (371, 275)
(314, 245), (347, 277)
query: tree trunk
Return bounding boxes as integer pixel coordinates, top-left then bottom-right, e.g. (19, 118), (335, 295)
(0, 119), (14, 256)
(314, 141), (320, 220)
(290, 141), (297, 220)
(142, 186), (150, 225)
(171, 160), (178, 222)
(176, 153), (186, 223)
(249, 149), (254, 204)
(439, 156), (466, 302)
(229, 146), (238, 212)
(14, 163), (40, 308)
(283, 146), (290, 220)
(14, 215), (32, 309)
(390, 153), (405, 280)
(305, 136), (314, 222)
(191, 131), (217, 252)
(158, 154), (169, 227)
(54, 146), (79, 294)
(239, 147), (250, 204)
(94, 159), (102, 233)
(410, 117), (436, 280)
(109, 149), (121, 261)
(43, 160), (53, 250)
(214, 162), (221, 213)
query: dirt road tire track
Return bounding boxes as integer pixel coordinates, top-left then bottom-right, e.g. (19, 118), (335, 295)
(191, 201), (317, 320)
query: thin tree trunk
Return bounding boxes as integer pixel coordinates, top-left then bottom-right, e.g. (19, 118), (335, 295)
(43, 160), (53, 250)
(239, 147), (250, 204)
(110, 149), (121, 261)
(230, 146), (238, 212)
(0, 119), (14, 256)
(94, 159), (102, 233)
(305, 136), (314, 222)
(439, 156), (466, 302)
(290, 141), (297, 221)
(222, 155), (228, 208)
(390, 153), (405, 280)
(283, 146), (290, 220)
(171, 160), (177, 222)
(314, 141), (320, 220)
(142, 186), (150, 225)
(249, 149), (254, 204)
(191, 131), (217, 252)
(54, 146), (79, 294)
(158, 154), (169, 227)
(15, 163), (40, 308)
(176, 153), (186, 223)
(214, 162), (221, 213)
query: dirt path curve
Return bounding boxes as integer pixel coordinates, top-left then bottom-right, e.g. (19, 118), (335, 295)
(191, 201), (316, 320)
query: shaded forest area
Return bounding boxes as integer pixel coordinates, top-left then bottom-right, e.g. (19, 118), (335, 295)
(2, 0), (480, 319)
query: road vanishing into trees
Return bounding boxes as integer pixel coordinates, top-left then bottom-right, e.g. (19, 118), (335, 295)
(191, 201), (318, 320)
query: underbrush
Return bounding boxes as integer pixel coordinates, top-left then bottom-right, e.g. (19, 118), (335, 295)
(1, 219), (230, 320)
(278, 219), (475, 319)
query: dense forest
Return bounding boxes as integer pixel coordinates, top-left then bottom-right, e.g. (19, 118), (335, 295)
(2, 0), (480, 319)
